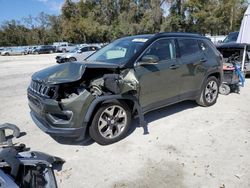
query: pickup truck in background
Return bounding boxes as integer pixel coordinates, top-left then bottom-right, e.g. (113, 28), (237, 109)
(57, 43), (76, 53)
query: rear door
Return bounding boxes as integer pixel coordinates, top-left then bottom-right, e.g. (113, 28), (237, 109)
(177, 38), (207, 99)
(134, 38), (182, 111)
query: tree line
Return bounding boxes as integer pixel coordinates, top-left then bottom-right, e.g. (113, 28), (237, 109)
(0, 0), (248, 46)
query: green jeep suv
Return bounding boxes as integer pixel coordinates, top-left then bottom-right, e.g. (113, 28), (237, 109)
(27, 33), (223, 145)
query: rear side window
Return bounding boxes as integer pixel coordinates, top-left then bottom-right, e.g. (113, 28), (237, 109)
(198, 40), (213, 53)
(81, 47), (89, 52)
(178, 39), (200, 56)
(201, 40), (220, 57)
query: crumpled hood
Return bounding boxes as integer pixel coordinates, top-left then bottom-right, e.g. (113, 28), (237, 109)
(32, 61), (120, 84)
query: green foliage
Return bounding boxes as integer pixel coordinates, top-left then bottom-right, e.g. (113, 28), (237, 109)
(0, 0), (248, 46)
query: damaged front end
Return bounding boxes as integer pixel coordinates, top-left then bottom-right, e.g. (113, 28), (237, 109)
(27, 62), (146, 140)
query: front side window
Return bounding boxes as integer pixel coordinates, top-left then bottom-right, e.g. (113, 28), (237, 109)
(140, 39), (176, 62)
(178, 39), (200, 57)
(223, 32), (238, 43)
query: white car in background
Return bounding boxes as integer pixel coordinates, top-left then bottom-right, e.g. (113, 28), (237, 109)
(56, 45), (100, 63)
(1, 47), (27, 56)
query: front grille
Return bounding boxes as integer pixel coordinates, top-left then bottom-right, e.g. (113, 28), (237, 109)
(29, 80), (50, 97)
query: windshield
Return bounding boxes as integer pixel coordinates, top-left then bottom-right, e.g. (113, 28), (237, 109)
(223, 32), (239, 43)
(86, 36), (151, 65)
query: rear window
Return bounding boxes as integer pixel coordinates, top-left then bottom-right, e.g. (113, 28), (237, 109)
(178, 39), (200, 56)
(203, 40), (221, 56)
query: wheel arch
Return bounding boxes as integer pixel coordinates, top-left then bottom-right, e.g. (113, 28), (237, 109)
(196, 70), (221, 100)
(207, 72), (221, 84)
(84, 95), (137, 128)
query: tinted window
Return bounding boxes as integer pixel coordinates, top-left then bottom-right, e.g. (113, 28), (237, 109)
(81, 47), (89, 52)
(198, 40), (215, 54)
(223, 32), (239, 43)
(141, 39), (176, 62)
(204, 40), (221, 56)
(89, 46), (98, 51)
(178, 39), (200, 56)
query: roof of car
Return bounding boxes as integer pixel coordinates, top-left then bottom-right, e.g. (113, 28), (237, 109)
(228, 31), (239, 35)
(120, 32), (206, 41)
(154, 32), (204, 39)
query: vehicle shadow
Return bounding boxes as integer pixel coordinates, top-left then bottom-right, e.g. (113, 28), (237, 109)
(52, 101), (197, 146)
(51, 132), (95, 146)
(126, 101), (197, 137)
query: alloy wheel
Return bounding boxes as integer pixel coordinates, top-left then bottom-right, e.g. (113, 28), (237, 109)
(98, 105), (127, 139)
(205, 80), (218, 103)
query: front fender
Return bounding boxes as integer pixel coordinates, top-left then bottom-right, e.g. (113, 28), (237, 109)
(83, 95), (148, 134)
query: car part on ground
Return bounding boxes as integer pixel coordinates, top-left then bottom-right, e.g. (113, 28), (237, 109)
(0, 123), (64, 188)
(28, 33), (223, 145)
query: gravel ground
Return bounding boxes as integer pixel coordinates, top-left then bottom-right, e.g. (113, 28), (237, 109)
(0, 54), (250, 188)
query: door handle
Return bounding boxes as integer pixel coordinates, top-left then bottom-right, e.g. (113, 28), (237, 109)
(169, 64), (180, 69)
(200, 58), (207, 62)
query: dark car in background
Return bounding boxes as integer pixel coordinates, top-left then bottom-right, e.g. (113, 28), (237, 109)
(26, 46), (38, 54)
(28, 33), (223, 145)
(33, 45), (56, 54)
(221, 32), (239, 44)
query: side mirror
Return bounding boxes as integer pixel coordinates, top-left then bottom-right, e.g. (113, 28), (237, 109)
(137, 55), (159, 66)
(77, 50), (82, 53)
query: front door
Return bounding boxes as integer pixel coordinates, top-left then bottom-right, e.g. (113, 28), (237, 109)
(134, 38), (181, 111)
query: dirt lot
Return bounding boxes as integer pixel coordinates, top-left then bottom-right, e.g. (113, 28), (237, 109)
(0, 54), (250, 188)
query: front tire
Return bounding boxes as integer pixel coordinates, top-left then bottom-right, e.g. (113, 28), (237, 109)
(89, 101), (131, 145)
(196, 76), (219, 107)
(68, 57), (76, 62)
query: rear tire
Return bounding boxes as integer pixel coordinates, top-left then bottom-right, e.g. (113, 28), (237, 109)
(196, 76), (219, 107)
(89, 101), (131, 145)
